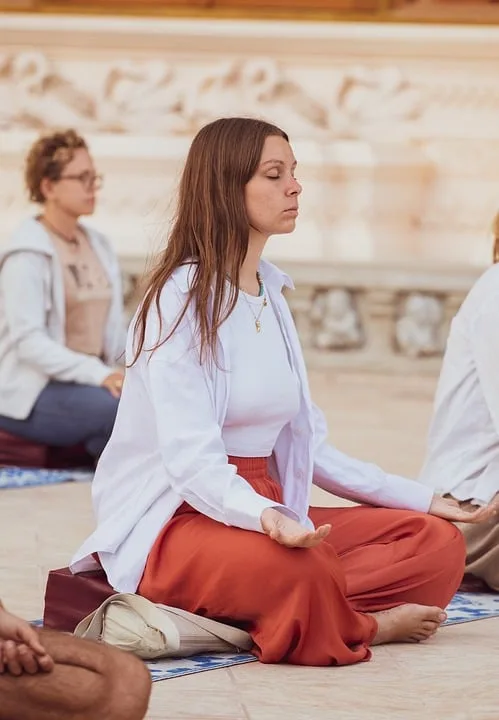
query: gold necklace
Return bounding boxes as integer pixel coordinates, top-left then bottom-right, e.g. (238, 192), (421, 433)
(227, 271), (268, 332)
(241, 287), (267, 333)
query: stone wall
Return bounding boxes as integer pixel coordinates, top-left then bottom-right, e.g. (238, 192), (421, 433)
(1, 12), (498, 372)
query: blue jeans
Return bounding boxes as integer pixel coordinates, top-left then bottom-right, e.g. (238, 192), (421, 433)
(0, 381), (119, 458)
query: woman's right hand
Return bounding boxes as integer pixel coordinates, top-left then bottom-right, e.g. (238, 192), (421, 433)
(101, 371), (124, 398)
(261, 508), (331, 548)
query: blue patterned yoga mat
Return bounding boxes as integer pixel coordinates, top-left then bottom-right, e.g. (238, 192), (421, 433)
(444, 591), (499, 626)
(31, 592), (499, 682)
(146, 592), (499, 681)
(147, 651), (257, 681)
(0, 467), (93, 489)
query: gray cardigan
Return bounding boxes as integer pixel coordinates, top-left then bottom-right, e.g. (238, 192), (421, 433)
(0, 217), (126, 419)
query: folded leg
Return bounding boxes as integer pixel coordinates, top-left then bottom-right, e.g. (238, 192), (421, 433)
(0, 629), (151, 720)
(139, 511), (377, 666)
(309, 505), (466, 612)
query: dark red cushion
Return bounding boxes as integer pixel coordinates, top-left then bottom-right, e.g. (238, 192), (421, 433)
(43, 567), (115, 633)
(0, 430), (47, 468)
(46, 444), (94, 470)
(0, 430), (93, 469)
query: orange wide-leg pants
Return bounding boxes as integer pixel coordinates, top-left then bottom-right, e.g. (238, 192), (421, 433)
(139, 457), (465, 666)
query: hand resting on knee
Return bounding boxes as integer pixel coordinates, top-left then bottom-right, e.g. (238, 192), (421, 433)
(261, 508), (331, 548)
(429, 494), (499, 524)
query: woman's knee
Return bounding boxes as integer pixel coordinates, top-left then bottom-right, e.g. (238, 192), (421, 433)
(416, 513), (466, 572)
(426, 513), (465, 548)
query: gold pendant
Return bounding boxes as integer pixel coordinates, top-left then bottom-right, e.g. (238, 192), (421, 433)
(255, 320), (261, 333)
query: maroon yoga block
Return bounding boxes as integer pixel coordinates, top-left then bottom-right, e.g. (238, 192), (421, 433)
(43, 567), (115, 633)
(0, 430), (47, 467)
(0, 429), (93, 469)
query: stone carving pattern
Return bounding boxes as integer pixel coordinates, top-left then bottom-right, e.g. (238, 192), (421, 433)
(395, 292), (444, 358)
(0, 50), (424, 139)
(0, 51), (96, 130)
(329, 65), (424, 141)
(310, 288), (363, 350)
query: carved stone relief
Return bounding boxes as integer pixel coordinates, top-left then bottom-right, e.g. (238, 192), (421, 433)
(309, 288), (364, 350)
(0, 17), (496, 324)
(0, 51), (96, 130)
(182, 57), (329, 136)
(0, 50), (424, 140)
(329, 66), (424, 142)
(98, 60), (184, 134)
(395, 292), (444, 358)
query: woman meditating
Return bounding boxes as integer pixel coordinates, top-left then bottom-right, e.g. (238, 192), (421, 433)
(0, 130), (126, 462)
(71, 118), (495, 666)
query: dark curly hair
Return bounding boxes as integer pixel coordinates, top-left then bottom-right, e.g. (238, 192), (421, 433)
(25, 129), (88, 204)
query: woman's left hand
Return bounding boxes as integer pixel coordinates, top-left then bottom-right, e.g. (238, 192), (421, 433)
(429, 494), (499, 524)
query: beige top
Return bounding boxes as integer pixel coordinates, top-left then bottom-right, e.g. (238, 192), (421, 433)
(49, 226), (113, 358)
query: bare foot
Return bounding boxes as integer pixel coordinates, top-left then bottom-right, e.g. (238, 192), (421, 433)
(370, 604), (447, 645)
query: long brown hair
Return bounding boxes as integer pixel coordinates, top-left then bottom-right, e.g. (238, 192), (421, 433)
(493, 212), (499, 264)
(132, 117), (289, 365)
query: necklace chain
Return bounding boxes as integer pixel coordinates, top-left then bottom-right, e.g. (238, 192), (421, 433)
(240, 271), (267, 333)
(41, 217), (80, 248)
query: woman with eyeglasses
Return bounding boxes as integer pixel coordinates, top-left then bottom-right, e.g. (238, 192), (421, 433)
(0, 129), (126, 463)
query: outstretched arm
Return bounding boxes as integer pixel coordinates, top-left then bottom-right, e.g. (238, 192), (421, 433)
(311, 403), (433, 512)
(311, 404), (499, 523)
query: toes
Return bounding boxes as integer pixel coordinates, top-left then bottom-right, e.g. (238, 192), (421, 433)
(409, 634), (423, 642)
(422, 620), (440, 633)
(424, 606), (446, 623)
(410, 631), (434, 642)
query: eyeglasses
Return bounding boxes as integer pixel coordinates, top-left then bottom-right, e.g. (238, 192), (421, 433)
(58, 172), (104, 191)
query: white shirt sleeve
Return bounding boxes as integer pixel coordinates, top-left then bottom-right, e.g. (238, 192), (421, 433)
(470, 305), (499, 438)
(141, 289), (300, 532)
(311, 403), (433, 512)
(1, 252), (112, 386)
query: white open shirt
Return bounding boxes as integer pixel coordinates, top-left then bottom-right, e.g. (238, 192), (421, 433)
(71, 260), (433, 593)
(420, 263), (499, 505)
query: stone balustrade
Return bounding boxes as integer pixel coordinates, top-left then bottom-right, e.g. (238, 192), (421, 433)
(120, 256), (481, 374)
(0, 11), (497, 372)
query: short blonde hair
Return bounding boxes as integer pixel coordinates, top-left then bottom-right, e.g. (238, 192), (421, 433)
(25, 129), (88, 204)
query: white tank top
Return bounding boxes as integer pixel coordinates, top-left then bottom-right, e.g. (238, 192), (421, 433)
(222, 289), (300, 458)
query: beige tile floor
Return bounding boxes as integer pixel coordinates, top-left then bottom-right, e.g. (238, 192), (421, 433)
(1, 369), (498, 720)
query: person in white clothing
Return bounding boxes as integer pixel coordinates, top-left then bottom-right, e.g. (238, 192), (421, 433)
(419, 213), (499, 591)
(0, 130), (127, 462)
(70, 118), (497, 667)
